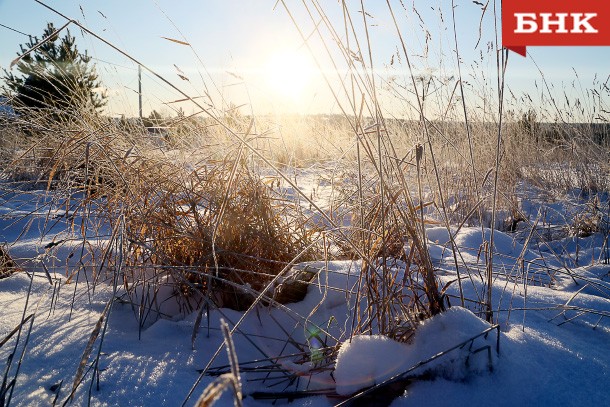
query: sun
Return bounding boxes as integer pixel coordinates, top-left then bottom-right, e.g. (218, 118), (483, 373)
(263, 49), (316, 103)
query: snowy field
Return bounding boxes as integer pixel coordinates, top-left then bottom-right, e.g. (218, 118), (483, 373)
(1, 176), (609, 407)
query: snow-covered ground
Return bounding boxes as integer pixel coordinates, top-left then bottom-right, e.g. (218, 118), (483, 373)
(1, 179), (609, 406)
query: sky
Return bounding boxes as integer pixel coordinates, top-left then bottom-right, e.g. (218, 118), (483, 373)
(0, 0), (608, 120)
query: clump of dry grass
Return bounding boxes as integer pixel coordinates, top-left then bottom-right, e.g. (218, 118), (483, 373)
(112, 153), (320, 311)
(568, 196), (607, 238)
(331, 146), (447, 341)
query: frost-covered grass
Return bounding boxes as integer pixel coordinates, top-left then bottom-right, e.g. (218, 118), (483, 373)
(1, 1), (609, 406)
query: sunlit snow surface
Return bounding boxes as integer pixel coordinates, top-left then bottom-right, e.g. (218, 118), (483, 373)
(334, 307), (493, 396)
(1, 180), (609, 406)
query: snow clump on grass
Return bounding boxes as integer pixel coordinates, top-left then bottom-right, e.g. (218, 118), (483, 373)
(334, 307), (494, 395)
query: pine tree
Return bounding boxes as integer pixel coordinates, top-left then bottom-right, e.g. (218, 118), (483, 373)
(1, 22), (106, 118)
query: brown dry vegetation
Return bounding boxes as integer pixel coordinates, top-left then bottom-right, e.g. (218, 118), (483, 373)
(0, 2), (609, 404)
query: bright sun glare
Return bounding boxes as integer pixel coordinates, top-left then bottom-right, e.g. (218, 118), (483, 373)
(263, 49), (316, 103)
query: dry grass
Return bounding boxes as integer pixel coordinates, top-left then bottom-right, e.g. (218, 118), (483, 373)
(0, 1), (608, 404)
(113, 153), (320, 311)
(1, 104), (323, 313)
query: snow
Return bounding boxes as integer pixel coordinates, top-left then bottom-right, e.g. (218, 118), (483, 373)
(334, 307), (494, 396)
(334, 335), (411, 396)
(1, 178), (610, 406)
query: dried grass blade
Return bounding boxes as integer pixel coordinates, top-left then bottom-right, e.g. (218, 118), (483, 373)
(10, 20), (72, 68)
(68, 298), (112, 402)
(193, 320), (242, 407)
(0, 314), (34, 349)
(220, 319), (242, 407)
(191, 301), (206, 350)
(160, 36), (190, 46)
(46, 159), (62, 191)
(164, 96), (203, 104)
(194, 374), (233, 407)
(41, 262), (54, 286)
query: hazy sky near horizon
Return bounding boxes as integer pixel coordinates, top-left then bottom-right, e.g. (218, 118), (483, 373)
(0, 0), (608, 120)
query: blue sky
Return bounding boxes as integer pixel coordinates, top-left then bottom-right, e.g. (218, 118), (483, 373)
(0, 0), (608, 120)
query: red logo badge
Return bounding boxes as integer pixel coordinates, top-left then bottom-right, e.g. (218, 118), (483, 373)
(503, 1), (610, 56)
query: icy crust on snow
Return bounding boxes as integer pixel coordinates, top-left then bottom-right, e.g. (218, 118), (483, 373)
(334, 307), (493, 396)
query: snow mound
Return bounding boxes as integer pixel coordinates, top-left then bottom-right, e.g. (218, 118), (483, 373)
(334, 307), (494, 395)
(426, 227), (453, 246)
(453, 228), (538, 264)
(334, 334), (411, 396)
